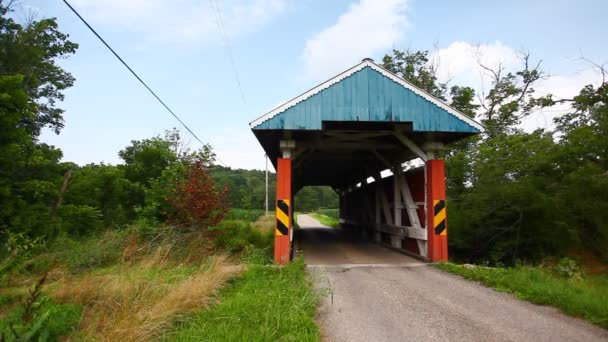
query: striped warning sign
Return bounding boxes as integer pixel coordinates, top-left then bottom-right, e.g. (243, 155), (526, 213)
(276, 199), (290, 236)
(433, 199), (447, 235)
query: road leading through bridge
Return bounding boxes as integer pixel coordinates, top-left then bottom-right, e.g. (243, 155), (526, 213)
(297, 214), (422, 266)
(298, 215), (608, 342)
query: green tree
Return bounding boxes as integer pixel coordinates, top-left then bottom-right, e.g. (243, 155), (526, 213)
(119, 128), (214, 187)
(63, 164), (142, 226)
(0, 2), (78, 137)
(552, 78), (608, 259)
(0, 2), (78, 238)
(382, 49), (447, 100)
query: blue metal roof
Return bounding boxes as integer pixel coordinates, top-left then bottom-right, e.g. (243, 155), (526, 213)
(251, 61), (482, 133)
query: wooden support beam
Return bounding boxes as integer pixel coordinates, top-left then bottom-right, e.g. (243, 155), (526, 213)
(395, 169), (427, 257)
(372, 150), (393, 168)
(380, 184), (393, 225)
(393, 175), (402, 226)
(393, 131), (428, 162)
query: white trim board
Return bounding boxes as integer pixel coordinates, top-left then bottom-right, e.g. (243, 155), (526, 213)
(249, 59), (484, 132)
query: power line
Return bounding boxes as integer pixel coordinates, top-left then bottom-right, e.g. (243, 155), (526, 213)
(61, 0), (227, 167)
(209, 0), (246, 104)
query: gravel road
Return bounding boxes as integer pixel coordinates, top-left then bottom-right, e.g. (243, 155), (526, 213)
(297, 214), (608, 342)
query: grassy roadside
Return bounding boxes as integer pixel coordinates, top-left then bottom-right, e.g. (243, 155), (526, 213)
(436, 262), (608, 328)
(309, 209), (339, 228)
(168, 258), (320, 341)
(1, 209), (321, 340)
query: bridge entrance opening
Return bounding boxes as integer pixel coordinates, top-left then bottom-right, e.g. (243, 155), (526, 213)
(296, 213), (421, 266)
(250, 59), (483, 264)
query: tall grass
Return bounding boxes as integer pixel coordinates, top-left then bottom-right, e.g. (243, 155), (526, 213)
(1, 211), (315, 341)
(53, 253), (242, 341)
(437, 262), (608, 328)
(168, 258), (320, 341)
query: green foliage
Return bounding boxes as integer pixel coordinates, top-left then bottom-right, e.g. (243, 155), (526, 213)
(0, 3), (78, 137)
(315, 208), (338, 219)
(295, 186), (338, 212)
(309, 211), (339, 228)
(382, 49), (447, 99)
(224, 208), (265, 222)
(0, 3), (77, 244)
(551, 257), (584, 280)
(212, 166), (276, 210)
(437, 263), (608, 328)
(448, 131), (577, 263)
(119, 128), (215, 188)
(168, 258), (320, 341)
(213, 220), (272, 253)
(0, 273), (82, 341)
(43, 231), (127, 273)
(55, 204), (102, 236)
(0, 230), (44, 278)
(63, 163), (142, 226)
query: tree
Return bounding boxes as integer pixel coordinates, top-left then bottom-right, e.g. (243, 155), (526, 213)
(476, 52), (553, 137)
(166, 159), (228, 230)
(382, 49), (447, 100)
(551, 67), (608, 260)
(0, 1), (78, 138)
(119, 128), (214, 187)
(0, 2), (78, 239)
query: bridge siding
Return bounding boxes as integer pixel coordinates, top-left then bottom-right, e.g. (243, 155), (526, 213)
(255, 67), (479, 133)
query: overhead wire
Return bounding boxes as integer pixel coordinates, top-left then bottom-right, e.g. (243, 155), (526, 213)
(209, 0), (247, 104)
(61, 0), (228, 167)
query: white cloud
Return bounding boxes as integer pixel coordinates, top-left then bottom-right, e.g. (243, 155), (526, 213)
(523, 67), (601, 130)
(70, 0), (288, 45)
(431, 41), (521, 92)
(301, 0), (410, 81)
(431, 41), (601, 131)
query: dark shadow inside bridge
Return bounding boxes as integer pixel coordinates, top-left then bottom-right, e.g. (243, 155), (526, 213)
(296, 213), (420, 265)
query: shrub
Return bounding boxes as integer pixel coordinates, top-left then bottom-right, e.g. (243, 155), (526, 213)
(224, 209), (265, 222)
(49, 231), (127, 273)
(551, 257), (584, 279)
(213, 220), (272, 253)
(56, 204), (103, 236)
(0, 274), (82, 341)
(166, 160), (229, 231)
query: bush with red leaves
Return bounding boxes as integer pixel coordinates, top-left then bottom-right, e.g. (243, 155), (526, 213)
(166, 160), (229, 230)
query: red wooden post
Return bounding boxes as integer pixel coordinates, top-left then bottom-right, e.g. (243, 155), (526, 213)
(274, 158), (292, 264)
(426, 159), (448, 262)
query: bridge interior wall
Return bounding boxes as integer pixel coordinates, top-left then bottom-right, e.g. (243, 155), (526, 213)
(340, 167), (430, 259)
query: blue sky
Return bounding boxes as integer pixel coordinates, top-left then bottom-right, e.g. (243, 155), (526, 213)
(20, 0), (608, 170)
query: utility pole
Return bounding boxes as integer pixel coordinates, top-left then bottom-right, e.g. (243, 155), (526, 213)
(265, 154), (269, 216)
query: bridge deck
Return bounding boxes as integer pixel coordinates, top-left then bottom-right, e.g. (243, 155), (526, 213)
(297, 214), (420, 266)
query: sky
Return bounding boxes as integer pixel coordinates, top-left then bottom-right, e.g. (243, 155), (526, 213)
(17, 0), (608, 170)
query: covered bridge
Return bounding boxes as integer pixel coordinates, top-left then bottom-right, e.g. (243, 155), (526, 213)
(250, 58), (483, 264)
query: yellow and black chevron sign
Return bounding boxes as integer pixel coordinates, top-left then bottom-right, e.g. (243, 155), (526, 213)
(276, 199), (290, 236)
(434, 199), (447, 235)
